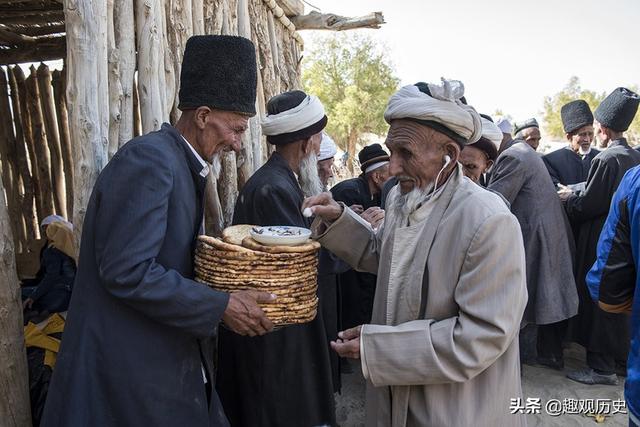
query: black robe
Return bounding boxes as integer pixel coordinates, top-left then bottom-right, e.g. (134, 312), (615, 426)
(542, 146), (600, 188)
(216, 152), (336, 427)
(330, 176), (379, 330)
(565, 138), (640, 359)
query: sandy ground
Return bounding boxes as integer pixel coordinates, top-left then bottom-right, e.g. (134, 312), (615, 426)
(335, 344), (628, 427)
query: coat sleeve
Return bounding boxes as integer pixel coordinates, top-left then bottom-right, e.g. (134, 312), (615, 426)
(565, 157), (616, 222)
(30, 248), (65, 302)
(314, 207), (380, 275)
(542, 155), (561, 187)
(487, 155), (526, 205)
(359, 212), (527, 386)
(586, 181), (635, 314)
(94, 143), (229, 339)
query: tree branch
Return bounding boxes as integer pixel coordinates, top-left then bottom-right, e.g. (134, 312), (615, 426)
(291, 11), (384, 31)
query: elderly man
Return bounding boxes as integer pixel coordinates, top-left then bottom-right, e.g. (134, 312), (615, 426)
(217, 90), (336, 427)
(488, 112), (578, 370)
(331, 144), (389, 332)
(41, 36), (273, 427)
(318, 132), (337, 189)
(496, 117), (514, 153)
(543, 100), (599, 191)
(304, 80), (528, 426)
(513, 118), (542, 151)
(562, 87), (640, 385)
(587, 165), (640, 426)
(460, 114), (501, 185)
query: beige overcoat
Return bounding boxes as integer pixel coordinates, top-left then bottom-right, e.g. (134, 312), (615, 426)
(317, 166), (528, 427)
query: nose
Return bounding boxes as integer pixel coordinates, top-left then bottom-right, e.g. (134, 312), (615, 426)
(231, 136), (243, 153)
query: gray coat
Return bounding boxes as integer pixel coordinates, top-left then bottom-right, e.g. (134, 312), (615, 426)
(42, 124), (230, 427)
(489, 139), (578, 325)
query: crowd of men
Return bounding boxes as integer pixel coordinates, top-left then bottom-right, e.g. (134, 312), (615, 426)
(37, 35), (640, 427)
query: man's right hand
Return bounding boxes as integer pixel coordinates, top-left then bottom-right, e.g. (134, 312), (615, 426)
(222, 290), (276, 336)
(302, 192), (343, 224)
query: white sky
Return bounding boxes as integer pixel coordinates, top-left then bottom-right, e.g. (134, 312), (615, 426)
(301, 0), (640, 124)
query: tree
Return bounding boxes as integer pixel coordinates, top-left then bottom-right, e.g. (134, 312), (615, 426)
(0, 174), (31, 426)
(542, 76), (606, 140)
(303, 33), (399, 173)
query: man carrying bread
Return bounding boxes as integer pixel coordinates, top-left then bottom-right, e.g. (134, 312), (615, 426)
(303, 79), (528, 426)
(216, 90), (336, 427)
(41, 36), (273, 427)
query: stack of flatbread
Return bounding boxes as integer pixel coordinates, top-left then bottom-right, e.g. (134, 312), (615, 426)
(194, 224), (320, 326)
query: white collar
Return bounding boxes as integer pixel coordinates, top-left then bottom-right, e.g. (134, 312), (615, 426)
(181, 135), (210, 178)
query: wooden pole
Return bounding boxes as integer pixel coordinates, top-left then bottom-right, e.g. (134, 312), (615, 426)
(7, 67), (37, 239)
(114, 0), (136, 147)
(0, 173), (32, 427)
(135, 0), (168, 133)
(164, 0), (193, 123)
(51, 69), (74, 218)
(236, 0), (255, 188)
(36, 63), (67, 219)
(107, 0), (123, 159)
(291, 11), (385, 31)
(26, 66), (55, 218)
(192, 0), (205, 35)
(64, 0), (110, 240)
(132, 75), (142, 137)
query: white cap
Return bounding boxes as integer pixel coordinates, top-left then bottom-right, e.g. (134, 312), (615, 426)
(41, 214), (73, 231)
(496, 117), (513, 134)
(318, 132), (337, 161)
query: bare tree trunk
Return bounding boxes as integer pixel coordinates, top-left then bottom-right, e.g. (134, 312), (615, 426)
(52, 70), (74, 218)
(7, 67), (37, 239)
(347, 128), (357, 175)
(64, 0), (110, 240)
(236, 0), (255, 188)
(132, 75), (142, 137)
(26, 66), (55, 219)
(0, 173), (31, 427)
(165, 0), (193, 123)
(114, 0), (136, 146)
(192, 0), (205, 34)
(291, 11), (385, 31)
(37, 63), (67, 219)
(204, 173), (224, 236)
(136, 0), (168, 133)
(107, 0), (123, 159)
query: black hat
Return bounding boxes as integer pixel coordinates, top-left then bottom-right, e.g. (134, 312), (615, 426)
(561, 100), (594, 134)
(359, 144), (389, 173)
(470, 138), (498, 162)
(178, 35), (257, 116)
(594, 87), (640, 132)
(513, 118), (539, 135)
(264, 90), (328, 145)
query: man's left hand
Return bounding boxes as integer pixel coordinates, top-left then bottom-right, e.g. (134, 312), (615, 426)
(557, 184), (573, 201)
(330, 325), (362, 359)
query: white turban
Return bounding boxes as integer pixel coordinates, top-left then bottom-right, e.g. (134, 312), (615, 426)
(261, 95), (325, 136)
(496, 117), (513, 134)
(384, 79), (482, 144)
(318, 132), (337, 161)
(481, 117), (503, 150)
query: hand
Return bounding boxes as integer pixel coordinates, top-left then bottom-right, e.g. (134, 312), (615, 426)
(302, 192), (343, 223)
(330, 325), (362, 359)
(349, 204), (364, 215)
(23, 298), (34, 310)
(557, 184), (573, 201)
(361, 207), (385, 229)
(222, 290), (276, 337)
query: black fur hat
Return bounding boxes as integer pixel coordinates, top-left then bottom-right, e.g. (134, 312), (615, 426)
(561, 100), (594, 134)
(594, 87), (640, 132)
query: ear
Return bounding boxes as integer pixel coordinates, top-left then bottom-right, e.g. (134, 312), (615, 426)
(301, 137), (313, 155)
(485, 159), (494, 172)
(194, 107), (212, 130)
(565, 133), (572, 142)
(445, 142), (460, 164)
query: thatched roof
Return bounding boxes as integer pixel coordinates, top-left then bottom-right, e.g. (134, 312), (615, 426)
(0, 0), (65, 65)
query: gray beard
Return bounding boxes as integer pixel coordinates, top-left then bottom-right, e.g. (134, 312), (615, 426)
(299, 152), (324, 197)
(388, 184), (433, 228)
(210, 153), (222, 180)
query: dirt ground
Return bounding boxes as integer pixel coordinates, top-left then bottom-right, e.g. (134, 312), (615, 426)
(335, 344), (628, 427)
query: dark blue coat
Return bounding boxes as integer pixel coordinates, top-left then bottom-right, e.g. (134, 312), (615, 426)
(42, 124), (230, 427)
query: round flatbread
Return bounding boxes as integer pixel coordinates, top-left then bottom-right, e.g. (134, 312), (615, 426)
(194, 253), (317, 269)
(198, 235), (255, 254)
(222, 224), (256, 246)
(196, 244), (308, 261)
(241, 236), (320, 254)
(195, 271), (317, 286)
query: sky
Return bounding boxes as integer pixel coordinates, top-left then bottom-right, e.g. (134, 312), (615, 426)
(300, 0), (640, 125)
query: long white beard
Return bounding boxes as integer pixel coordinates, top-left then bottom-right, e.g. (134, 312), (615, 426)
(210, 153), (222, 180)
(299, 152), (324, 197)
(387, 183), (433, 228)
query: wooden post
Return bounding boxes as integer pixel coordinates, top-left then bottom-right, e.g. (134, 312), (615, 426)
(204, 173), (224, 237)
(64, 0), (110, 240)
(135, 0), (168, 133)
(164, 0), (193, 123)
(133, 75), (142, 137)
(107, 0), (123, 159)
(0, 174), (32, 427)
(114, 0), (136, 147)
(26, 66), (55, 219)
(51, 70), (74, 218)
(192, 0), (205, 34)
(7, 67), (37, 239)
(36, 63), (67, 219)
(236, 0), (255, 188)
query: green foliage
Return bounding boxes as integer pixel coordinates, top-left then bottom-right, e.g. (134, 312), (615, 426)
(302, 33), (400, 152)
(542, 76), (606, 140)
(627, 85), (640, 145)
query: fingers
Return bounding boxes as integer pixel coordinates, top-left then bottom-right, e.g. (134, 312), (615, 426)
(350, 204), (364, 214)
(338, 325), (362, 340)
(301, 192), (332, 211)
(330, 339), (360, 359)
(251, 290), (277, 304)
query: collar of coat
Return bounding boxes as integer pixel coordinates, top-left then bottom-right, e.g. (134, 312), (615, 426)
(609, 138), (629, 149)
(162, 123), (210, 184)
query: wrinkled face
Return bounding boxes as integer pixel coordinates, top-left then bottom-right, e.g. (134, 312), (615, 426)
(317, 157), (334, 187)
(198, 109), (249, 160)
(460, 146), (492, 183)
(521, 127), (541, 151)
(385, 119), (457, 195)
(594, 120), (610, 146)
(567, 124), (594, 153)
(369, 163), (391, 192)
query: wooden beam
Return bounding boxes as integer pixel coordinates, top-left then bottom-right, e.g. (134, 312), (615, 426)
(276, 0), (303, 17)
(0, 13), (64, 25)
(6, 23), (65, 37)
(0, 42), (65, 65)
(291, 11), (385, 31)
